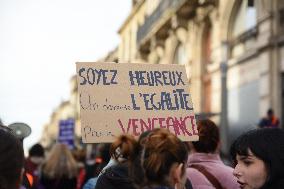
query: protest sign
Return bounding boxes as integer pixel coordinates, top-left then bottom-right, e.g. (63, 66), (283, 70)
(58, 118), (75, 149)
(76, 62), (198, 143)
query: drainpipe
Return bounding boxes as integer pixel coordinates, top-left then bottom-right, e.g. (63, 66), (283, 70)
(270, 0), (281, 124)
(220, 41), (229, 155)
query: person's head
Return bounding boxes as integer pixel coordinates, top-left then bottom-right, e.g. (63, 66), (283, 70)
(29, 143), (44, 157)
(230, 128), (284, 189)
(42, 143), (77, 178)
(190, 119), (220, 153)
(267, 109), (274, 119)
(28, 143), (45, 165)
(0, 125), (24, 189)
(110, 134), (138, 163)
(142, 128), (188, 188)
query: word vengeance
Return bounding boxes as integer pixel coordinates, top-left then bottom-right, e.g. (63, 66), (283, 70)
(117, 115), (198, 137)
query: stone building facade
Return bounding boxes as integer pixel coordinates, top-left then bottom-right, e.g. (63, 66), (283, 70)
(41, 0), (284, 150)
(118, 0), (284, 145)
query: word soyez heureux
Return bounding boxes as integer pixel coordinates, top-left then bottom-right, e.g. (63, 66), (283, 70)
(78, 67), (186, 87)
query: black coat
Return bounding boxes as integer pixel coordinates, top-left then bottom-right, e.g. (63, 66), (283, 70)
(261, 179), (284, 189)
(95, 163), (136, 189)
(40, 173), (77, 189)
(142, 179), (193, 189)
(95, 163), (193, 189)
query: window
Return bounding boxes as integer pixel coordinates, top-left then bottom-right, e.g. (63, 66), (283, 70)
(232, 0), (256, 37)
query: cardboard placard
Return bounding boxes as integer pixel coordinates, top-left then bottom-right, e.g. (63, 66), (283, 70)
(58, 119), (75, 149)
(76, 62), (198, 143)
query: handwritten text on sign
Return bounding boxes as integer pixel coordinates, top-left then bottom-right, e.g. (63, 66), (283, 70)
(76, 62), (198, 143)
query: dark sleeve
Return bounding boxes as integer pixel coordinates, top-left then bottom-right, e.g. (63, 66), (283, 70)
(39, 173), (53, 189)
(185, 179), (193, 189)
(22, 173), (32, 189)
(95, 172), (107, 189)
(276, 119), (280, 127)
(68, 177), (77, 189)
(39, 173), (48, 186)
(258, 118), (265, 128)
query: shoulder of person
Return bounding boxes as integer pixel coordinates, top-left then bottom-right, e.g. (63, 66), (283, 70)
(104, 162), (129, 177)
(96, 163), (135, 189)
(97, 163), (131, 185)
(141, 186), (174, 189)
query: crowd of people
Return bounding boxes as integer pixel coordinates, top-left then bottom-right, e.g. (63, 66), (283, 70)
(1, 117), (284, 189)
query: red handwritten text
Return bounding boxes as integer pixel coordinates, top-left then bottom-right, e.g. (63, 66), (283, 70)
(117, 115), (198, 137)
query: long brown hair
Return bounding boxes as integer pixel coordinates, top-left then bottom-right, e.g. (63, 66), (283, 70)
(192, 119), (220, 153)
(42, 143), (77, 178)
(142, 129), (188, 186)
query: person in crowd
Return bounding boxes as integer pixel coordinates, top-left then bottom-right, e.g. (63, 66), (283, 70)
(230, 128), (284, 189)
(83, 131), (152, 189)
(24, 143), (45, 189)
(40, 143), (78, 189)
(139, 128), (188, 189)
(84, 143), (111, 182)
(95, 134), (138, 189)
(0, 124), (24, 189)
(129, 130), (193, 189)
(186, 119), (239, 189)
(258, 108), (280, 128)
(73, 149), (87, 189)
(83, 143), (111, 189)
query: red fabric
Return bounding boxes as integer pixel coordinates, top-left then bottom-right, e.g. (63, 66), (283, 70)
(76, 168), (86, 189)
(26, 173), (34, 186)
(95, 157), (102, 164)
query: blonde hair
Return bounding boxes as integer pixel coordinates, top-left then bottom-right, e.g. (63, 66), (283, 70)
(42, 143), (77, 178)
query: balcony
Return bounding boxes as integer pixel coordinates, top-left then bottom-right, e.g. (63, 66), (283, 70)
(137, 0), (188, 46)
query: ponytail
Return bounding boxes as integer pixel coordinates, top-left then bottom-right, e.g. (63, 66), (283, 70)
(110, 134), (138, 162)
(142, 129), (188, 185)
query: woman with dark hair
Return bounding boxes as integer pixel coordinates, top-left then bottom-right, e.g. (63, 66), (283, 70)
(230, 128), (284, 189)
(186, 119), (238, 189)
(83, 143), (111, 189)
(0, 125), (24, 189)
(25, 143), (45, 189)
(140, 128), (188, 189)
